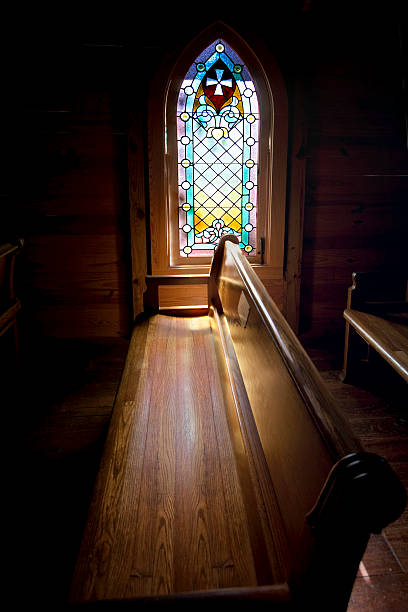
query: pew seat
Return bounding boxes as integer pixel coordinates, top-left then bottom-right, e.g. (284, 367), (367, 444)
(70, 238), (406, 610)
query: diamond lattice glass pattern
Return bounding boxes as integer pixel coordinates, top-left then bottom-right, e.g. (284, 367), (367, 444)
(177, 40), (259, 257)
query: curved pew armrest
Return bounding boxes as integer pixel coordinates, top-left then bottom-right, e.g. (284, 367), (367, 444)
(307, 451), (407, 535)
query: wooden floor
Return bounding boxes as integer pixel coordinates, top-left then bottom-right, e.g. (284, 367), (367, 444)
(6, 327), (408, 609)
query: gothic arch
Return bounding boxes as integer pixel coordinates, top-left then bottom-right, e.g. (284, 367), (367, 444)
(139, 22), (290, 312)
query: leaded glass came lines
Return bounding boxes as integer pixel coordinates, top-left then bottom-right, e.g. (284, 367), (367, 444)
(177, 40), (259, 257)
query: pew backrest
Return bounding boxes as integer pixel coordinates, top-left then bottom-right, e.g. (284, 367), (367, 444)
(208, 237), (407, 606)
(70, 236), (407, 610)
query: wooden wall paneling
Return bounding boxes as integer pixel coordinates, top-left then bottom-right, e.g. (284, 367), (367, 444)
(303, 203), (407, 250)
(13, 10), (408, 342)
(21, 234), (129, 337)
(299, 15), (408, 340)
(158, 285), (208, 309)
(19, 39), (132, 339)
(24, 130), (127, 201)
(28, 305), (126, 339)
(307, 175), (408, 207)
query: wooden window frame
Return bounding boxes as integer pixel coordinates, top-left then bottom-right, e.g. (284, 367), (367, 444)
(147, 22), (289, 295)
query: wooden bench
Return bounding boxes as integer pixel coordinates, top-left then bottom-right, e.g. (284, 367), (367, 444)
(0, 240), (23, 357)
(341, 271), (408, 384)
(70, 237), (406, 610)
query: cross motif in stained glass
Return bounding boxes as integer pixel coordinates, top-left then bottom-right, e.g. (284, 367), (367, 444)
(177, 40), (259, 257)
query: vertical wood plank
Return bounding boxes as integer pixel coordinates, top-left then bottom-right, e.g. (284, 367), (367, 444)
(285, 78), (306, 333)
(128, 109), (148, 320)
(173, 316), (214, 593)
(128, 315), (177, 596)
(99, 318), (160, 599)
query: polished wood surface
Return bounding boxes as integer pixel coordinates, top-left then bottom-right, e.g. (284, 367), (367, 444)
(344, 309), (408, 383)
(71, 237), (406, 609)
(342, 272), (408, 384)
(70, 315), (266, 601)
(144, 274), (209, 313)
(210, 239), (365, 590)
(209, 304), (290, 585)
(209, 238), (405, 608)
(12, 335), (407, 610)
(216, 239), (363, 459)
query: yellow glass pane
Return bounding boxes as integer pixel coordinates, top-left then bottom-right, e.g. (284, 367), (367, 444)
(196, 198), (217, 209)
(196, 220), (208, 232)
(195, 207), (209, 219)
(211, 206), (225, 219)
(195, 191), (209, 204)
(202, 199), (216, 209)
(228, 190), (241, 204)
(228, 206), (241, 218)
(230, 216), (242, 232)
(222, 213), (233, 226)
(202, 213), (215, 226)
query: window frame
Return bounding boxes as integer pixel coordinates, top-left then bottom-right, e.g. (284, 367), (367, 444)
(148, 22), (288, 287)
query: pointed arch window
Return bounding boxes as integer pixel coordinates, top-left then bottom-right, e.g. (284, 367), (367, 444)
(177, 40), (259, 258)
(146, 23), (288, 309)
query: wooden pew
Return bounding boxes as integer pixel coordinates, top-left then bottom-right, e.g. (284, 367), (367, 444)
(0, 240), (23, 357)
(341, 271), (408, 384)
(69, 237), (406, 610)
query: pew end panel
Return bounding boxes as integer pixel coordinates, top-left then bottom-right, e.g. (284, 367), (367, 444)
(70, 237), (407, 610)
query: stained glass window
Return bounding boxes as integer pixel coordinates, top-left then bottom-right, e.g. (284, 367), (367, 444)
(177, 40), (259, 257)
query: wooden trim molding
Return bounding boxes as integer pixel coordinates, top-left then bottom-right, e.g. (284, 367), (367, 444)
(128, 109), (148, 320)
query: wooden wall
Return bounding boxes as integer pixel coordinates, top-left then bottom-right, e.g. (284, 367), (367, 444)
(298, 7), (408, 342)
(13, 33), (132, 339)
(5, 4), (407, 344)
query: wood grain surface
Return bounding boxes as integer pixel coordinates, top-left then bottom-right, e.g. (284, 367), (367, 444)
(70, 315), (261, 601)
(344, 308), (408, 383)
